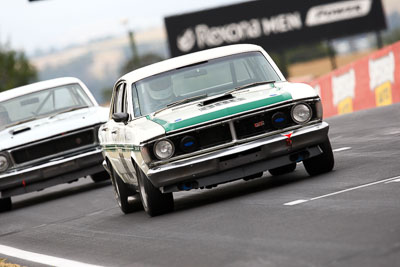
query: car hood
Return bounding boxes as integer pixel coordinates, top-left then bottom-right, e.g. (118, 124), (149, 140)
(147, 82), (317, 133)
(0, 106), (109, 151)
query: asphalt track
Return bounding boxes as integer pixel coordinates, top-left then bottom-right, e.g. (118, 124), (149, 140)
(0, 103), (400, 267)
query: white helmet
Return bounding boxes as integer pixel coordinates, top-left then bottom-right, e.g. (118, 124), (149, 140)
(148, 75), (173, 100)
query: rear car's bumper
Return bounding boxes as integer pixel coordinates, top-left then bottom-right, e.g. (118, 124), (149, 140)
(146, 122), (329, 192)
(0, 148), (104, 198)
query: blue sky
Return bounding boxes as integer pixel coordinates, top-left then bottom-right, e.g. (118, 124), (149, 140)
(0, 0), (247, 55)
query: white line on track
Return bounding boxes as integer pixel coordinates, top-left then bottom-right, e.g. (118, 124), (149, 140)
(333, 147), (352, 152)
(385, 178), (400, 184)
(284, 199), (308, 206)
(0, 244), (103, 267)
(284, 175), (400, 206)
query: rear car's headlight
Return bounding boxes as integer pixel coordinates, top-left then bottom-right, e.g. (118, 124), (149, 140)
(153, 139), (175, 160)
(291, 103), (312, 124)
(0, 154), (10, 172)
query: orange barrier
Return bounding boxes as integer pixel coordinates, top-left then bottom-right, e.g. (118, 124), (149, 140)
(309, 41), (400, 118)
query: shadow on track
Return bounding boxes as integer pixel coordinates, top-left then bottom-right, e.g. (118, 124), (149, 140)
(172, 167), (335, 214)
(10, 179), (111, 211)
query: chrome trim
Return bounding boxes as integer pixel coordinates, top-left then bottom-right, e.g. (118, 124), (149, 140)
(0, 148), (102, 179)
(161, 145), (323, 193)
(102, 160), (111, 174)
(153, 139), (175, 160)
(148, 119), (321, 167)
(147, 121), (328, 175)
(228, 121), (238, 141)
(291, 102), (313, 124)
(0, 153), (10, 173)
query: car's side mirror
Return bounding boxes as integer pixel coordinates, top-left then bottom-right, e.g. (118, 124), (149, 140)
(112, 112), (129, 124)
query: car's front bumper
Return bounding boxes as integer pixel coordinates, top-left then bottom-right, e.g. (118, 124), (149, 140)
(0, 148), (104, 198)
(146, 122), (330, 192)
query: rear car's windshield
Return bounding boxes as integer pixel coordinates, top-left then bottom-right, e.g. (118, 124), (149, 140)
(0, 83), (94, 130)
(132, 51), (281, 116)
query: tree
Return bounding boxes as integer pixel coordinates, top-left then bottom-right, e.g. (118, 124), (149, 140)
(120, 52), (164, 75)
(0, 46), (37, 92)
(120, 31), (164, 75)
(383, 28), (400, 46)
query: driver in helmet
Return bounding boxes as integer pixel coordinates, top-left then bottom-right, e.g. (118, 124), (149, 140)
(147, 75), (176, 111)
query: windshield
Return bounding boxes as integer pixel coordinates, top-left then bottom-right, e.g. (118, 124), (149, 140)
(0, 83), (94, 130)
(132, 51), (282, 116)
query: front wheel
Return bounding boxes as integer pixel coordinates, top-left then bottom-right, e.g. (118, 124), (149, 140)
(110, 167), (142, 214)
(303, 139), (334, 176)
(136, 166), (174, 217)
(0, 197), (12, 212)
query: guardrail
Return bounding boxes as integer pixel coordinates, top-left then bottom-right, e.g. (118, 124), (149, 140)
(309, 41), (400, 118)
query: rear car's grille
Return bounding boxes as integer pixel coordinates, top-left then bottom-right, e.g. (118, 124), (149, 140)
(11, 129), (95, 164)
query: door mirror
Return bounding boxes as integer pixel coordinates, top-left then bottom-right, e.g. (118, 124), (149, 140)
(112, 112), (129, 124)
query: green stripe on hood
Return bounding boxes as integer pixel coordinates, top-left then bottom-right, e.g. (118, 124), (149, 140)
(149, 92), (292, 132)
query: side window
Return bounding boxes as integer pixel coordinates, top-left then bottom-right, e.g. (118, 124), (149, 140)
(131, 84), (141, 117)
(113, 83), (125, 114)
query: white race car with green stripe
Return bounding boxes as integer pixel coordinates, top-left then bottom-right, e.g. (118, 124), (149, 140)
(99, 44), (334, 216)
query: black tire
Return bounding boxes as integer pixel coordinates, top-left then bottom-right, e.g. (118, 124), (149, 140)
(303, 139), (335, 176)
(0, 197), (12, 212)
(110, 167), (142, 214)
(91, 171), (110, 183)
(268, 163), (297, 176)
(136, 166), (174, 217)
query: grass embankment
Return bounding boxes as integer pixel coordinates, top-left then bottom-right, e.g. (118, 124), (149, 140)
(288, 50), (372, 81)
(0, 259), (23, 267)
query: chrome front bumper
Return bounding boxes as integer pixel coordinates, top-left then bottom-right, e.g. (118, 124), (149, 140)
(145, 122), (330, 192)
(0, 148), (104, 198)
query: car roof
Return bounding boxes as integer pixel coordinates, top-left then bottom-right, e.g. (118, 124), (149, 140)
(120, 44), (267, 83)
(0, 77), (95, 103)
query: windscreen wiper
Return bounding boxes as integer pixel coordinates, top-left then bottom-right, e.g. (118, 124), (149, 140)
(153, 94), (208, 116)
(224, 80), (276, 96)
(5, 117), (40, 129)
(49, 105), (89, 119)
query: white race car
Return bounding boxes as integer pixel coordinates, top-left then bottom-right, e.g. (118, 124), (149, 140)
(100, 44), (334, 216)
(0, 77), (108, 212)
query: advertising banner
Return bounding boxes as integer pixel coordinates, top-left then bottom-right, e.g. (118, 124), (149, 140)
(165, 0), (386, 57)
(309, 41), (400, 118)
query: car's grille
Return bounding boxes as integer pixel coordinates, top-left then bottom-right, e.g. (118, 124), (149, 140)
(194, 123), (232, 149)
(149, 100), (320, 162)
(234, 106), (296, 139)
(11, 129), (95, 164)
(153, 123), (232, 158)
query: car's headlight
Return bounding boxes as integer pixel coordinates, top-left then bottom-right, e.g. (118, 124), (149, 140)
(315, 100), (323, 120)
(153, 139), (175, 160)
(0, 154), (10, 172)
(291, 103), (312, 124)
